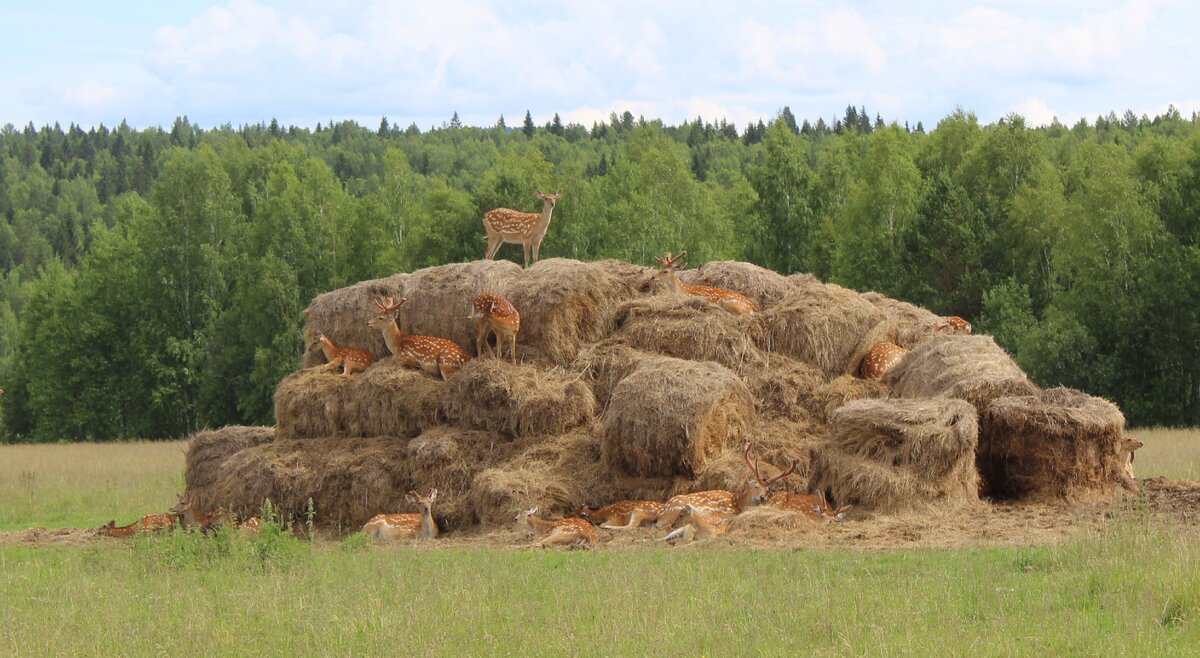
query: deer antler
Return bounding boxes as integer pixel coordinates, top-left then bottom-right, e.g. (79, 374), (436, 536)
(654, 251), (688, 270)
(765, 459), (799, 489)
(741, 438), (764, 483)
(374, 296), (406, 314)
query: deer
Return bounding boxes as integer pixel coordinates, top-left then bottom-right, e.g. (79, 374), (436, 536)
(1120, 436), (1144, 482)
(935, 316), (972, 335)
(169, 493), (231, 533)
(362, 489), (440, 541)
(652, 251), (758, 315)
(654, 439), (795, 530)
(96, 513), (176, 537)
(473, 291), (521, 364)
(767, 490), (853, 523)
(483, 189), (563, 267)
(238, 516), (264, 534)
(367, 297), (470, 380)
(308, 333), (375, 376)
(515, 507), (599, 549)
(570, 500), (667, 530)
(859, 341), (908, 379)
(661, 504), (727, 544)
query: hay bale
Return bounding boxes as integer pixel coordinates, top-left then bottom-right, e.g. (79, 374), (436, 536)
(884, 334), (1037, 414)
(394, 260), (524, 354)
(677, 260), (794, 310)
(613, 295), (763, 372)
(601, 358), (755, 477)
(441, 358), (596, 438)
(469, 460), (575, 528)
(302, 273), (408, 367)
(742, 355), (827, 422)
(184, 426), (275, 507)
(807, 398), (980, 513)
(690, 417), (820, 493)
(798, 374), (891, 423)
(755, 280), (891, 377)
(981, 388), (1127, 500)
(506, 258), (644, 365)
(571, 339), (657, 408)
(406, 426), (512, 530)
(274, 361), (443, 440)
(862, 292), (945, 349)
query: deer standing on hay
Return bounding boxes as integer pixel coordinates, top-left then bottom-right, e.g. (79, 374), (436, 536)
(483, 189), (563, 267)
(661, 504), (728, 544)
(309, 333), (375, 376)
(859, 342), (908, 379)
(652, 251), (758, 315)
(368, 297), (470, 380)
(767, 490), (853, 523)
(935, 316), (972, 335)
(362, 489), (440, 541)
(473, 292), (521, 364)
(654, 439), (794, 530)
(96, 513), (176, 537)
(515, 507), (599, 548)
(571, 500), (666, 530)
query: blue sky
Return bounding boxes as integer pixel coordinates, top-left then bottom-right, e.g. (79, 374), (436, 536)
(2, 1), (1197, 131)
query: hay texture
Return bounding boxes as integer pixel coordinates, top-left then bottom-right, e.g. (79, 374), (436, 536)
(274, 361), (443, 440)
(808, 398), (980, 513)
(755, 280), (893, 377)
(601, 358), (755, 477)
(677, 260), (794, 310)
(797, 374), (891, 423)
(741, 355), (827, 422)
(440, 358), (596, 438)
(884, 334), (1037, 414)
(862, 292), (945, 349)
(302, 273), (408, 367)
(392, 260), (523, 355)
(612, 295), (763, 372)
(980, 388), (1127, 501)
(505, 258), (644, 365)
(183, 425), (275, 509)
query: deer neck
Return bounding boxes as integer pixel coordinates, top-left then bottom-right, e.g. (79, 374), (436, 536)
(381, 319), (407, 357)
(533, 201), (556, 238)
(524, 515), (555, 535)
(662, 271), (688, 295)
(420, 507), (438, 538)
(734, 483), (762, 511)
(318, 338), (337, 361)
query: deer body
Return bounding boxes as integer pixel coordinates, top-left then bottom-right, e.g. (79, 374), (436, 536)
(310, 334), (375, 376)
(653, 251), (758, 315)
(238, 516), (263, 534)
(169, 494), (230, 533)
(662, 505), (727, 544)
(473, 292), (521, 363)
(859, 342), (908, 379)
(368, 297), (470, 380)
(655, 440), (795, 529)
(573, 500), (666, 530)
(1120, 436), (1144, 482)
(483, 189), (562, 267)
(363, 489), (439, 541)
(935, 316), (972, 335)
(516, 507), (599, 548)
(97, 513), (175, 537)
(768, 491), (853, 523)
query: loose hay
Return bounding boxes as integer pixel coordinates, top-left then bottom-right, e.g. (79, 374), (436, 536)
(274, 361), (443, 440)
(571, 339), (659, 408)
(302, 273), (408, 367)
(612, 295), (763, 372)
(741, 355), (827, 422)
(183, 425), (276, 507)
(601, 358), (755, 477)
(755, 281), (891, 377)
(884, 334), (1037, 414)
(441, 358), (596, 438)
(406, 426), (511, 529)
(807, 398), (980, 513)
(394, 260), (524, 355)
(862, 292), (945, 349)
(690, 417), (819, 493)
(981, 387), (1127, 501)
(677, 260), (794, 310)
(797, 374), (891, 423)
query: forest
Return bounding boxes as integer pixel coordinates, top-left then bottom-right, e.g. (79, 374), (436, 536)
(0, 105), (1197, 441)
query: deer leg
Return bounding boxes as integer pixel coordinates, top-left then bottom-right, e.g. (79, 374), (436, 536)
(522, 241), (531, 269)
(532, 237), (541, 265)
(485, 234), (502, 260)
(510, 332), (517, 365)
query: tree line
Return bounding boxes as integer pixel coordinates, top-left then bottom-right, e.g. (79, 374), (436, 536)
(0, 104), (1197, 441)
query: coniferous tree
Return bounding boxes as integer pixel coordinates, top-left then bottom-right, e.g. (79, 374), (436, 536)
(523, 111), (535, 139)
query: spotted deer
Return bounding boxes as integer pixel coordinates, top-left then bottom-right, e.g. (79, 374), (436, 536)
(652, 251), (758, 315)
(238, 516), (264, 534)
(309, 333), (375, 376)
(571, 500), (666, 530)
(483, 189), (563, 267)
(96, 513), (176, 537)
(169, 494), (231, 533)
(661, 504), (727, 544)
(1120, 436), (1144, 482)
(515, 507), (599, 548)
(859, 342), (908, 379)
(768, 490), (853, 523)
(368, 297), (470, 380)
(935, 316), (972, 335)
(654, 439), (795, 529)
(362, 489), (440, 541)
(473, 292), (521, 364)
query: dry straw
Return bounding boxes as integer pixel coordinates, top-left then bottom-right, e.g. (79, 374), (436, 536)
(612, 294), (763, 372)
(862, 291), (945, 349)
(981, 387), (1127, 501)
(440, 358), (596, 438)
(808, 398), (980, 513)
(601, 357), (755, 477)
(884, 334), (1037, 414)
(183, 425), (276, 512)
(274, 362), (443, 440)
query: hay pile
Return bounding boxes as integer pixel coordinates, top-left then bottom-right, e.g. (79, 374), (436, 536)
(601, 358), (755, 477)
(862, 292), (944, 349)
(184, 426), (276, 509)
(676, 260), (794, 310)
(441, 358), (595, 438)
(612, 295), (762, 372)
(274, 362), (443, 440)
(302, 273), (408, 367)
(980, 387), (1127, 501)
(392, 260), (523, 353)
(885, 334), (1037, 414)
(808, 398), (980, 513)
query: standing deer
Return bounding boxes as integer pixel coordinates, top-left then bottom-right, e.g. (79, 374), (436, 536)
(652, 251), (758, 315)
(362, 489), (440, 541)
(515, 507), (599, 548)
(368, 297), (470, 380)
(654, 439), (795, 529)
(935, 316), (972, 335)
(309, 333), (375, 376)
(473, 292), (521, 364)
(859, 342), (908, 379)
(570, 500), (666, 530)
(483, 189), (563, 267)
(767, 490), (853, 523)
(96, 513), (176, 537)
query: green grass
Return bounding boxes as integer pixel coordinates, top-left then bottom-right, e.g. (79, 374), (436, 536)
(1133, 427), (1200, 481)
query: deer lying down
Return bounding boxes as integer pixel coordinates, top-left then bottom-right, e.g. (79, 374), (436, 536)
(96, 513), (175, 537)
(661, 505), (726, 544)
(363, 489), (439, 541)
(571, 500), (666, 530)
(767, 490), (852, 523)
(655, 439), (795, 530)
(516, 507), (598, 549)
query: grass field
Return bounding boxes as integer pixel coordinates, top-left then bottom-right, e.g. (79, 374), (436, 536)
(0, 429), (1197, 656)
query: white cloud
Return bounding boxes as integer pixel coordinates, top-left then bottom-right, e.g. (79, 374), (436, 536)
(63, 81), (118, 109)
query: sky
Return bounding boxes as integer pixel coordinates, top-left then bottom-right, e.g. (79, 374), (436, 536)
(2, 0), (1198, 132)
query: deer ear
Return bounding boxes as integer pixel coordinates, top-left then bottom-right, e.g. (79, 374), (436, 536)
(428, 488), (438, 501)
(535, 191), (545, 199)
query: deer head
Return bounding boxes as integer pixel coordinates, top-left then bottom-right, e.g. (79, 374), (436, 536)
(405, 488), (438, 511)
(535, 189), (563, 208)
(740, 438), (798, 506)
(817, 490), (852, 522)
(367, 296), (407, 329)
(1120, 437), (1144, 480)
(650, 251), (689, 289)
